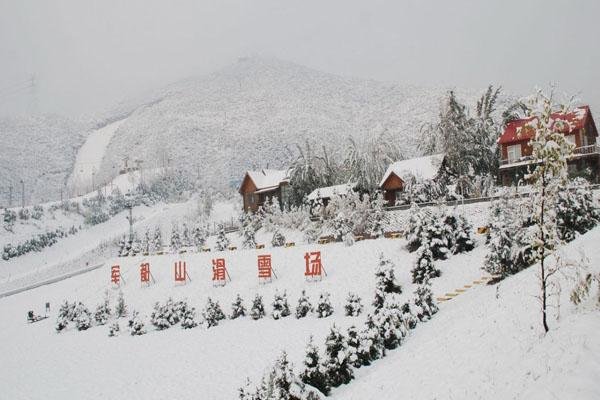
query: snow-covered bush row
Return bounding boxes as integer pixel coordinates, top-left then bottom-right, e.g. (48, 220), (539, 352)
(2, 226), (78, 260)
(484, 179), (600, 279)
(239, 255), (438, 399)
(404, 203), (475, 259)
(54, 290), (359, 337)
(117, 220), (210, 256)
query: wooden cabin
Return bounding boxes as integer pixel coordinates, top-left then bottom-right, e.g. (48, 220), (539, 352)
(379, 154), (445, 205)
(239, 169), (291, 212)
(498, 106), (599, 186)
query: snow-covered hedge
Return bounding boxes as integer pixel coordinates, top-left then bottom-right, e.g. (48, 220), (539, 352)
(2, 226), (78, 261)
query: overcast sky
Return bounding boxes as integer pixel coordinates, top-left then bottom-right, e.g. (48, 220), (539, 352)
(1, 0), (599, 117)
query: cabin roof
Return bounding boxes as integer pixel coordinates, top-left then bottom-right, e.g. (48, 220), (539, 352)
(498, 105), (592, 145)
(307, 182), (357, 201)
(379, 154), (444, 187)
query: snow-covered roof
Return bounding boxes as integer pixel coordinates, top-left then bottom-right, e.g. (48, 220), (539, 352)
(244, 169), (290, 191)
(498, 106), (594, 145)
(307, 182), (357, 201)
(379, 154), (445, 187)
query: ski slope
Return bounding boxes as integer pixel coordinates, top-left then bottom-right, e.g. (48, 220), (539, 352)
(68, 119), (126, 195)
(0, 224), (598, 399)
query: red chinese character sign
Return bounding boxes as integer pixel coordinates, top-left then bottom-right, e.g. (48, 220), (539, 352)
(174, 261), (190, 284)
(212, 258), (230, 286)
(257, 254), (277, 283)
(111, 265), (122, 286)
(140, 262), (155, 286)
(304, 251), (326, 281)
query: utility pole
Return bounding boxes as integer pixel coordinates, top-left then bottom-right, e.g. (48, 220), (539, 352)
(126, 202), (134, 243)
(20, 179), (24, 208)
(8, 185), (13, 207)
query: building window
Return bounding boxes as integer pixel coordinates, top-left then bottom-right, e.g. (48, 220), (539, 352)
(566, 134), (577, 147)
(245, 193), (254, 205)
(507, 144), (521, 162)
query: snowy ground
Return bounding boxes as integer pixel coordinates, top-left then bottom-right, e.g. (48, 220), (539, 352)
(1, 223), (598, 399)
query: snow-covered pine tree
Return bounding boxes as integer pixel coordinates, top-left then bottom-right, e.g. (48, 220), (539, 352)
(115, 290), (127, 318)
(411, 235), (441, 284)
(108, 321), (120, 337)
(373, 254), (402, 311)
(303, 220), (322, 244)
(250, 294), (266, 320)
(343, 232), (355, 247)
(271, 290), (291, 320)
(300, 335), (330, 395)
(73, 302), (92, 331)
(322, 324), (354, 387)
(357, 314), (384, 365)
(271, 228), (286, 247)
(152, 225), (163, 253)
(484, 195), (532, 278)
(374, 297), (406, 350)
(170, 223), (182, 252)
(129, 233), (142, 256)
(94, 292), (111, 325)
(271, 351), (296, 400)
(192, 222), (207, 250)
(55, 300), (75, 332)
(237, 378), (256, 400)
(401, 302), (418, 330)
(448, 212), (475, 254)
(295, 290), (312, 318)
(150, 302), (171, 330)
(141, 228), (151, 254)
(215, 224), (230, 251)
(405, 203), (428, 252)
(128, 310), (146, 336)
(346, 325), (361, 368)
(203, 297), (226, 328)
(240, 212), (257, 249)
(181, 222), (192, 247)
(556, 177), (600, 242)
(413, 281), (439, 321)
(367, 192), (386, 238)
(315, 292), (333, 318)
(230, 294), (246, 319)
(180, 305), (198, 329)
(344, 292), (363, 316)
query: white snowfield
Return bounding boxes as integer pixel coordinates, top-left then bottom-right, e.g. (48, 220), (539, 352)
(0, 223), (598, 399)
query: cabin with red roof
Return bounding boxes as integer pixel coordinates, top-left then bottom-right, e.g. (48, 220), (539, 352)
(239, 169), (291, 212)
(498, 106), (599, 185)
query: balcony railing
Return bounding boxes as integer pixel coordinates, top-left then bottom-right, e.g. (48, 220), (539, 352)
(500, 144), (600, 166)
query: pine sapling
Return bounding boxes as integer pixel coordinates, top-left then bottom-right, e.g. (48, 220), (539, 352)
(271, 290), (291, 320)
(315, 292), (334, 318)
(230, 294), (246, 319)
(300, 335), (330, 395)
(344, 292), (363, 316)
(295, 290), (312, 319)
(250, 294), (266, 320)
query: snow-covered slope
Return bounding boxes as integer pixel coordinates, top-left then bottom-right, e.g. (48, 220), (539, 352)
(0, 114), (89, 205)
(96, 57), (500, 191)
(0, 220), (597, 399)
